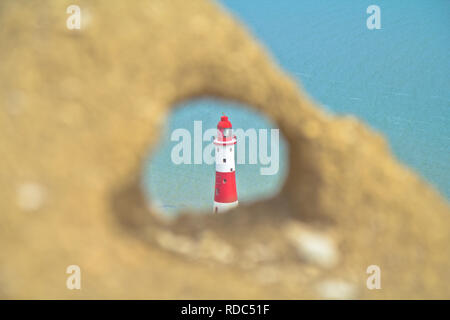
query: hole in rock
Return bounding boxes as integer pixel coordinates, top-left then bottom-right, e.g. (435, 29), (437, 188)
(142, 98), (288, 216)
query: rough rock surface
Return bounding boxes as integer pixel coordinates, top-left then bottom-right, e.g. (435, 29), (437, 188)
(0, 0), (449, 299)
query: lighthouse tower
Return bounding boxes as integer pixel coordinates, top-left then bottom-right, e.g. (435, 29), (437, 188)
(213, 115), (238, 213)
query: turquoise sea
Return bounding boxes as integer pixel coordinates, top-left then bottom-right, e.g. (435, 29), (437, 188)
(144, 0), (450, 214)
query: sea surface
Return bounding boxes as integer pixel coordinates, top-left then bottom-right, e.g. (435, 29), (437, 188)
(143, 0), (450, 214)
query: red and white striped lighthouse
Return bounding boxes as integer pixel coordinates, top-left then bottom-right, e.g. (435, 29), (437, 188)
(213, 115), (238, 213)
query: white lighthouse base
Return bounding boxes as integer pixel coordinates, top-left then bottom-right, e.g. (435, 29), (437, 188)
(213, 201), (238, 213)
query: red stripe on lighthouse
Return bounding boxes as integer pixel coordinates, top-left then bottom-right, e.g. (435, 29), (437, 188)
(214, 171), (238, 203)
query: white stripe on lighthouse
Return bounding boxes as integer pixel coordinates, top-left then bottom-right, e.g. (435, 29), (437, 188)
(215, 142), (236, 173)
(213, 200), (238, 213)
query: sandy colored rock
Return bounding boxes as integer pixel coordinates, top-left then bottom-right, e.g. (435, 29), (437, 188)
(0, 0), (449, 299)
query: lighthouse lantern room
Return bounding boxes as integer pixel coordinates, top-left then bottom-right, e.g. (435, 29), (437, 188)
(213, 115), (238, 213)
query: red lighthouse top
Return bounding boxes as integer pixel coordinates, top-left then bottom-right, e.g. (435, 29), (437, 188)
(215, 114), (236, 144)
(217, 115), (232, 129)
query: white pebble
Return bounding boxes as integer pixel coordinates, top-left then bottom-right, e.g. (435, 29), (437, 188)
(17, 182), (47, 211)
(285, 223), (338, 268)
(317, 280), (358, 299)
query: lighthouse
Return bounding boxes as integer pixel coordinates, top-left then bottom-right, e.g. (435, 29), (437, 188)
(213, 115), (238, 213)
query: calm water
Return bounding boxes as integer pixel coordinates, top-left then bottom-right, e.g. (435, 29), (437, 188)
(144, 1), (449, 213)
